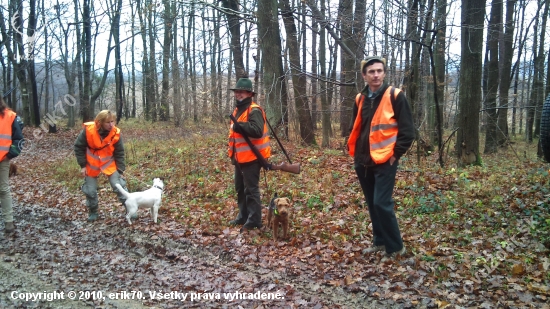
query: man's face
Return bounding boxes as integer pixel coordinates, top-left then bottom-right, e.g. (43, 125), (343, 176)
(362, 62), (386, 91)
(233, 90), (254, 101)
(102, 118), (115, 131)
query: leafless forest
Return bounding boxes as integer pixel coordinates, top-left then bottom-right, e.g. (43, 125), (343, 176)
(0, 0), (549, 164)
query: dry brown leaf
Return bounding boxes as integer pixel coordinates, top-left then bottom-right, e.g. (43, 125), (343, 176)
(527, 282), (550, 295)
(436, 299), (450, 308)
(512, 263), (525, 276)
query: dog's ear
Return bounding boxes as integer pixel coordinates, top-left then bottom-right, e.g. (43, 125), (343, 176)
(283, 198), (291, 205)
(273, 198), (280, 205)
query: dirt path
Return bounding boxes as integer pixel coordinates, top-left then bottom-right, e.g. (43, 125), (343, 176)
(1, 203), (401, 309)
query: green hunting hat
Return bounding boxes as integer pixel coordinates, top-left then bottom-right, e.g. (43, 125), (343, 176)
(360, 56), (387, 72)
(230, 78), (255, 93)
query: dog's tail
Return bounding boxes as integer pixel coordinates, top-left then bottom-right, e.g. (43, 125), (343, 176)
(115, 183), (131, 199)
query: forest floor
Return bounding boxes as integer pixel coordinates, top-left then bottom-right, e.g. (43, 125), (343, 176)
(1, 120), (549, 308)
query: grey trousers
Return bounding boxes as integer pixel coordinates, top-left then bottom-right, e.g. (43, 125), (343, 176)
(81, 171), (127, 211)
(0, 159), (14, 223)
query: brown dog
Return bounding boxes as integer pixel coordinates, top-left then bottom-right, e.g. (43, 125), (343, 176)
(267, 195), (291, 241)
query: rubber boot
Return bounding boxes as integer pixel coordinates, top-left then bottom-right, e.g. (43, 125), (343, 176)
(87, 208), (99, 222)
(4, 221), (15, 233)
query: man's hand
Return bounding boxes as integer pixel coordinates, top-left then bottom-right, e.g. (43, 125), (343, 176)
(80, 167), (87, 177)
(390, 156), (396, 166)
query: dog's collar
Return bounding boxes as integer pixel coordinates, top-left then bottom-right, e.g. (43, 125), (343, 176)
(153, 185), (164, 191)
(273, 204), (281, 216)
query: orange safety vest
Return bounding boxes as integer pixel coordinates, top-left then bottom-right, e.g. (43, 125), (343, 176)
(228, 103), (271, 164)
(0, 109), (16, 161)
(83, 122), (120, 177)
(347, 87), (400, 164)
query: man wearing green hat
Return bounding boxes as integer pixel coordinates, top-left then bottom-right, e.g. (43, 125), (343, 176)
(227, 78), (271, 231)
(347, 57), (415, 262)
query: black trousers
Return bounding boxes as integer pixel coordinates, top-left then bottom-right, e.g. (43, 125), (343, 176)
(355, 160), (404, 254)
(233, 161), (262, 226)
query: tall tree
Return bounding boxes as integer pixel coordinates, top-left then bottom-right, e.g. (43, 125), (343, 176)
(147, 0), (158, 121)
(172, 0), (182, 126)
(433, 0), (446, 147)
(496, 0), (517, 145)
(26, 0), (39, 127)
(531, 0), (548, 139)
(280, 0), (316, 145)
(256, 0), (289, 136)
(0, 1), (30, 125)
(160, 0), (173, 121)
(129, 0), (137, 118)
(137, 0), (150, 120)
(318, 0), (332, 147)
(483, 0), (502, 154)
(456, 0), (486, 165)
(337, 0), (365, 138)
(108, 0), (125, 123)
(221, 0), (247, 79)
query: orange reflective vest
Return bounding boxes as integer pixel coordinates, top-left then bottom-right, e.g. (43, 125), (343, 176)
(83, 122), (120, 177)
(0, 109), (16, 161)
(228, 103), (271, 164)
(347, 87), (400, 164)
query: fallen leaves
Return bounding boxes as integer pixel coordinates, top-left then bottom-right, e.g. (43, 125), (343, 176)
(6, 124), (550, 308)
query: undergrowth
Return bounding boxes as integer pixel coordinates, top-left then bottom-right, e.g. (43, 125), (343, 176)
(18, 121), (550, 283)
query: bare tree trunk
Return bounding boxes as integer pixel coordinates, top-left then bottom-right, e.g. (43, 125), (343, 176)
(496, 0), (517, 145)
(42, 0), (55, 132)
(527, 0), (548, 142)
(221, 0), (247, 79)
(148, 2), (158, 121)
(532, 0), (548, 139)
(456, 0), (486, 165)
(189, 4), (197, 122)
(338, 0), (365, 138)
(182, 11), (191, 120)
(137, 0), (149, 120)
(256, 0), (289, 137)
(81, 0), (93, 121)
(108, 0), (125, 123)
(280, 0), (316, 145)
(201, 11), (208, 120)
(172, 0), (182, 127)
(130, 0), (136, 118)
(160, 0), (173, 121)
(0, 2), (30, 125)
(318, 0), (332, 147)
(434, 0), (446, 146)
(210, 8), (221, 122)
(483, 0), (502, 154)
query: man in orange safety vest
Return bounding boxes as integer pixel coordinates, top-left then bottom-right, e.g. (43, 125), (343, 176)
(347, 57), (415, 262)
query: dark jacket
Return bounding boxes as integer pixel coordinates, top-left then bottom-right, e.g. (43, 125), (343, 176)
(74, 127), (126, 174)
(349, 82), (415, 167)
(7, 114), (24, 160)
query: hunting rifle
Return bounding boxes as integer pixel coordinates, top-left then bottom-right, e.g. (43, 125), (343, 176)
(229, 114), (300, 174)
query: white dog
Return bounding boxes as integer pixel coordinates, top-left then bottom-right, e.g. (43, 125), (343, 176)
(115, 178), (164, 224)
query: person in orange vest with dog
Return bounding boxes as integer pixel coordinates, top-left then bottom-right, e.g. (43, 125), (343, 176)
(227, 78), (271, 231)
(0, 97), (23, 234)
(74, 110), (128, 222)
(347, 57), (415, 262)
